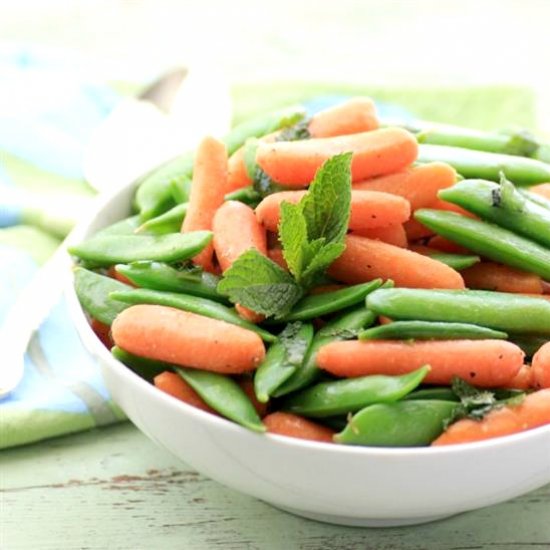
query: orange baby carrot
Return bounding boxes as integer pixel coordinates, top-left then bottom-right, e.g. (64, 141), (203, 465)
(530, 183), (550, 201)
(532, 342), (550, 389)
(255, 190), (410, 232)
(462, 263), (544, 294)
(351, 224), (408, 248)
(328, 234), (465, 290)
(90, 318), (113, 349)
(213, 200), (267, 272)
(267, 247), (288, 271)
(154, 371), (216, 414)
(227, 147), (251, 191)
(353, 162), (456, 211)
(428, 235), (470, 255)
(429, 198), (477, 219)
(316, 339), (524, 387)
(107, 266), (136, 287)
(213, 200), (267, 323)
(403, 219), (435, 241)
(256, 127), (418, 186)
(263, 412), (334, 443)
(503, 365), (535, 390)
(112, 305), (265, 374)
(182, 136), (228, 272)
(308, 97), (379, 138)
(432, 389), (550, 446)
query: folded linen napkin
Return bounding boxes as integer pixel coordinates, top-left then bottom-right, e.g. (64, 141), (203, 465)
(0, 45), (538, 449)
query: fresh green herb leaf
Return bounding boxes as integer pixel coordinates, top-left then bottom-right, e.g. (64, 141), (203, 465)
(243, 138), (260, 180)
(446, 378), (502, 425)
(217, 249), (302, 318)
(277, 119), (311, 142)
(279, 322), (310, 366)
(279, 201), (309, 279)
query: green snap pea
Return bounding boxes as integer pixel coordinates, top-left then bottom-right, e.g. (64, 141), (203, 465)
(135, 202), (188, 235)
(440, 179), (550, 249)
(404, 388), (459, 401)
(254, 323), (314, 403)
(134, 153), (193, 221)
(95, 215), (140, 237)
(273, 307), (377, 397)
(283, 279), (383, 321)
(282, 366), (429, 418)
(417, 126), (540, 157)
(334, 400), (459, 447)
(170, 176), (192, 204)
(224, 186), (262, 205)
(74, 268), (130, 325)
(423, 251), (480, 271)
(115, 261), (225, 303)
(509, 335), (549, 358)
(367, 288), (550, 335)
(69, 231), (212, 266)
(110, 288), (276, 342)
(111, 346), (166, 381)
(359, 321), (507, 341)
(418, 144), (550, 186)
(415, 209), (550, 281)
(174, 367), (265, 432)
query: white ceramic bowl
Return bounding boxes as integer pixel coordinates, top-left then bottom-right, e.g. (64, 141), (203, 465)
(66, 180), (550, 527)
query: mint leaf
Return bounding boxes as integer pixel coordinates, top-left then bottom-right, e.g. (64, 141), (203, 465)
(277, 119), (311, 142)
(217, 249), (302, 318)
(300, 242), (345, 287)
(279, 201), (308, 279)
(300, 153), (352, 244)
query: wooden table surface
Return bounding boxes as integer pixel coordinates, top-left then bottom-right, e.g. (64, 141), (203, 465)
(1, 422), (549, 550)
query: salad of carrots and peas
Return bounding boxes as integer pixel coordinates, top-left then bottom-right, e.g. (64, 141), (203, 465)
(71, 97), (550, 447)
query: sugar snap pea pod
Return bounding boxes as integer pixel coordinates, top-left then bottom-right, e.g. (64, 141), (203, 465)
(170, 175), (192, 204)
(224, 186), (262, 205)
(426, 252), (480, 271)
(69, 231), (212, 266)
(174, 367), (265, 432)
(439, 178), (550, 249)
(135, 202), (188, 235)
(74, 268), (131, 325)
(283, 279), (383, 321)
(509, 335), (549, 358)
(359, 321), (507, 341)
(417, 126), (540, 157)
(282, 365), (429, 418)
(404, 388), (459, 401)
(95, 215), (140, 237)
(335, 400), (459, 447)
(273, 308), (377, 397)
(519, 188), (550, 211)
(115, 261), (225, 303)
(366, 288), (550, 335)
(135, 152), (193, 221)
(223, 105), (306, 155)
(111, 346), (166, 381)
(418, 144), (550, 185)
(254, 322), (314, 403)
(110, 288), (276, 342)
(414, 209), (550, 280)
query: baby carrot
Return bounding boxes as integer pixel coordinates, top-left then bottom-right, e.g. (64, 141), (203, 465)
(328, 234), (465, 290)
(227, 147), (251, 191)
(213, 200), (267, 323)
(432, 389), (550, 445)
(403, 219), (435, 241)
(255, 190), (410, 232)
(532, 342), (550, 389)
(263, 412), (334, 443)
(213, 200), (267, 272)
(112, 305), (265, 374)
(267, 247), (288, 271)
(308, 97), (378, 138)
(530, 183), (550, 201)
(461, 263), (544, 294)
(503, 365), (535, 390)
(351, 224), (408, 248)
(90, 318), (113, 349)
(154, 371), (215, 414)
(182, 136), (228, 272)
(256, 127), (418, 186)
(353, 162), (456, 211)
(428, 235), (470, 254)
(316, 339), (524, 387)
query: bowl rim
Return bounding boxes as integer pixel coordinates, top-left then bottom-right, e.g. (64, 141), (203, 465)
(66, 175), (550, 459)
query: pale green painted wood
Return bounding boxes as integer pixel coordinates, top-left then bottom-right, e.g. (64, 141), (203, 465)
(1, 423), (549, 549)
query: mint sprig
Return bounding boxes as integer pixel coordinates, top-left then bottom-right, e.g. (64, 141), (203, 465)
(218, 153), (352, 318)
